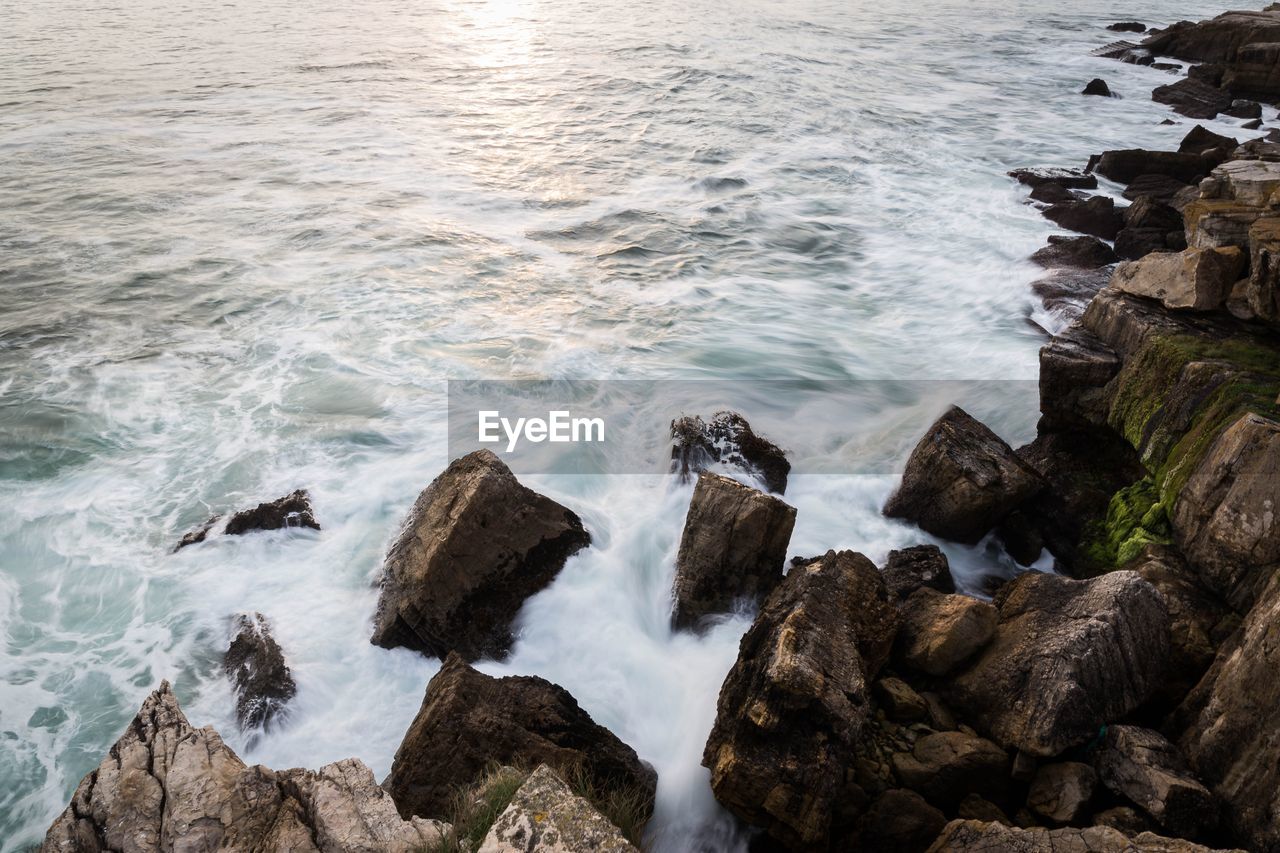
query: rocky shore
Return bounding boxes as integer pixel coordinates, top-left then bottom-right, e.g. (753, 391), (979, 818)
(37, 6), (1280, 853)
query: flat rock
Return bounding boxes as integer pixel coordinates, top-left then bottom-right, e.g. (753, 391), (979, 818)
(1123, 174), (1194, 206)
(1153, 78), (1235, 120)
(881, 544), (956, 600)
(1093, 149), (1216, 185)
(1142, 10), (1280, 64)
(672, 471), (795, 629)
(1027, 762), (1097, 825)
(1109, 246), (1246, 311)
(897, 589), (998, 677)
(1009, 168), (1098, 189)
(385, 654), (656, 822)
(947, 571), (1169, 757)
(478, 765), (636, 853)
(39, 683), (448, 853)
(1094, 725), (1217, 838)
(1043, 196), (1124, 241)
(223, 612), (296, 732)
(670, 410), (790, 494)
(1030, 235), (1117, 269)
(884, 406), (1045, 544)
(370, 450), (590, 661)
(702, 549), (899, 847)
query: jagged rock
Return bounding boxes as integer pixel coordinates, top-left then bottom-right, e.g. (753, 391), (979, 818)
(1043, 196), (1125, 241)
(671, 471), (795, 629)
(478, 765), (636, 853)
(369, 450), (590, 661)
(1123, 174), (1194, 206)
(174, 490), (320, 550)
(1083, 78), (1113, 97)
(884, 406), (1045, 544)
(224, 612), (296, 732)
(882, 544), (956, 600)
(1094, 725), (1217, 838)
(1177, 570), (1280, 852)
(1009, 168), (1098, 189)
(1026, 762), (1097, 825)
(670, 411), (790, 494)
(1142, 10), (1280, 64)
(1224, 99), (1262, 119)
(1245, 215), (1280, 323)
(1188, 64), (1226, 86)
(385, 654), (655, 822)
(1172, 413), (1280, 610)
(1109, 246), (1246, 311)
(1116, 197), (1186, 260)
(1031, 235), (1117, 269)
(891, 730), (1009, 809)
(897, 590), (998, 677)
(1183, 199), (1266, 250)
(849, 789), (947, 853)
(947, 571), (1169, 757)
(175, 515), (220, 550)
(1179, 126), (1239, 156)
(39, 683), (448, 853)
(702, 550), (899, 847)
(1093, 150), (1216, 185)
(925, 819), (1239, 852)
(875, 676), (928, 722)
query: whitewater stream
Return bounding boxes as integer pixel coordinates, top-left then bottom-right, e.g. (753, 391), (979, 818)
(0, 0), (1256, 849)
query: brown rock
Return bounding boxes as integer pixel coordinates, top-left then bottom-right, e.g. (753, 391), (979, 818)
(224, 489), (320, 536)
(852, 789), (947, 853)
(957, 793), (1012, 825)
(1094, 725), (1217, 838)
(1093, 149), (1217, 185)
(897, 590), (998, 677)
(670, 410), (790, 494)
(370, 450), (590, 661)
(672, 471), (795, 629)
(1043, 196), (1125, 241)
(1009, 168), (1098, 189)
(1030, 235), (1118, 269)
(1108, 246), (1246, 311)
(1026, 762), (1097, 825)
(882, 544), (956, 600)
(875, 676), (928, 722)
(892, 730), (1009, 809)
(1245, 215), (1280, 325)
(925, 819), (1239, 852)
(1153, 78), (1233, 119)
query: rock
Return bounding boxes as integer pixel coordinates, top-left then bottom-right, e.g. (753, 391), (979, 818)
(1188, 64), (1226, 87)
(850, 789), (947, 853)
(875, 676), (928, 722)
(891, 730), (1009, 808)
(1142, 11), (1280, 64)
(1031, 268), (1113, 326)
(1026, 762), (1097, 825)
(1043, 196), (1125, 241)
(224, 489), (320, 536)
(1123, 196), (1184, 235)
(1093, 149), (1216, 185)
(957, 794), (1012, 825)
(884, 407), (1045, 544)
(1241, 118), (1263, 130)
(882, 544), (956, 600)
(1224, 42), (1280, 100)
(1030, 182), (1083, 204)
(39, 683), (448, 853)
(670, 411), (790, 494)
(1179, 126), (1239, 156)
(369, 450), (590, 661)
(1183, 199), (1267, 250)
(1153, 78), (1233, 119)
(1109, 246), (1246, 311)
(1094, 725), (1217, 838)
(478, 765), (636, 853)
(1095, 806), (1155, 836)
(1177, 570), (1280, 852)
(671, 471), (795, 629)
(897, 589), (998, 677)
(1224, 99), (1262, 119)
(223, 612), (296, 732)
(385, 654), (655, 822)
(1199, 158), (1280, 207)
(1152, 62), (1183, 73)
(1030, 235), (1117, 269)
(1123, 174), (1194, 206)
(925, 819), (1237, 852)
(1083, 78), (1113, 97)
(1246, 215), (1280, 324)
(1108, 22), (1147, 33)
(175, 515), (220, 550)
(702, 549), (899, 847)
(1009, 168), (1098, 190)
(947, 571), (1169, 757)
(1115, 197), (1186, 260)
(1172, 412), (1280, 611)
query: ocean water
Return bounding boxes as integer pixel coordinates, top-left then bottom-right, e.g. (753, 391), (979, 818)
(0, 0), (1256, 848)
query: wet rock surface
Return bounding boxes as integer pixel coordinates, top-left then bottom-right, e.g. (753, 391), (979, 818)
(881, 544), (956, 600)
(223, 612), (296, 732)
(370, 450), (590, 661)
(1031, 235), (1118, 269)
(670, 410), (790, 494)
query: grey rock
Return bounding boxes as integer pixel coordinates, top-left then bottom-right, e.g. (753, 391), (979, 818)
(478, 765), (636, 853)
(223, 612), (296, 732)
(1094, 725), (1217, 838)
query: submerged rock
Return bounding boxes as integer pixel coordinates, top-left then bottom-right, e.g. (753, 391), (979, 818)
(702, 550), (899, 847)
(369, 450), (590, 662)
(40, 683), (448, 852)
(881, 544), (956, 600)
(1109, 246), (1247, 311)
(223, 612), (296, 732)
(478, 765), (636, 853)
(883, 406), (1045, 544)
(174, 489), (320, 550)
(947, 571), (1169, 757)
(1094, 725), (1217, 839)
(670, 410), (790, 494)
(671, 471), (795, 630)
(385, 654), (655, 822)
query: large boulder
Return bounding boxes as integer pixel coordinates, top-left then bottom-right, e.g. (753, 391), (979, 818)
(370, 450), (590, 661)
(1199, 158), (1280, 207)
(1245, 216), (1280, 324)
(1026, 762), (1097, 825)
(1142, 10), (1280, 64)
(884, 406), (1045, 544)
(1115, 197), (1186, 261)
(1223, 41), (1280, 100)
(1123, 174), (1195, 206)
(1043, 196), (1124, 241)
(40, 683), (447, 852)
(1179, 126), (1239, 157)
(1108, 246), (1246, 312)
(1094, 725), (1217, 839)
(702, 550), (899, 847)
(1183, 199), (1268, 250)
(881, 544), (956, 601)
(1152, 78), (1233, 119)
(1092, 150), (1216, 185)
(670, 411), (790, 494)
(671, 471), (795, 629)
(478, 765), (636, 853)
(1177, 571), (1280, 853)
(385, 654), (655, 822)
(947, 571), (1169, 757)
(847, 789), (947, 853)
(223, 612), (296, 732)
(896, 590), (998, 677)
(926, 819), (1239, 852)
(1171, 413), (1280, 611)
(891, 730), (1010, 809)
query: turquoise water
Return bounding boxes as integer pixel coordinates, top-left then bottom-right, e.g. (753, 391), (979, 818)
(0, 0), (1250, 848)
